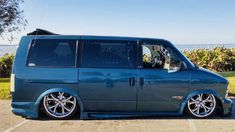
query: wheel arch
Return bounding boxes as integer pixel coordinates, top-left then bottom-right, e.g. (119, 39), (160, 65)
(34, 87), (84, 118)
(179, 89), (223, 115)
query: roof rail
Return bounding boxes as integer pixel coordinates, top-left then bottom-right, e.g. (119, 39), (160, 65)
(27, 28), (59, 35)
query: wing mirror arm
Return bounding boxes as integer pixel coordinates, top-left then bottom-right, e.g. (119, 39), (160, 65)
(168, 61), (187, 73)
(180, 61), (187, 70)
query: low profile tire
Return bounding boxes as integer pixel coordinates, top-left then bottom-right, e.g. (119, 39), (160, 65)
(186, 93), (217, 118)
(42, 92), (78, 119)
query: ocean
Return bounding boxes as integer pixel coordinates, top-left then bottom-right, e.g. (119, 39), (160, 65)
(176, 44), (235, 51)
(0, 44), (235, 57)
(0, 45), (18, 56)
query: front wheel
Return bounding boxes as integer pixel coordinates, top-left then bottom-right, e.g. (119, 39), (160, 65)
(42, 92), (78, 119)
(187, 94), (217, 118)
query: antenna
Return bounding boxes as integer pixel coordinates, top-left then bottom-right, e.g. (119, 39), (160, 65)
(32, 2), (45, 44)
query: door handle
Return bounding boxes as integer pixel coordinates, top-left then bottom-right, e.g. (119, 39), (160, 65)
(139, 77), (144, 87)
(129, 77), (135, 86)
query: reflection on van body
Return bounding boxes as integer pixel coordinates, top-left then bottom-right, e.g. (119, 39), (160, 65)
(11, 30), (232, 119)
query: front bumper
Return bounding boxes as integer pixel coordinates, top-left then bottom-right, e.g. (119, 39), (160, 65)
(11, 101), (39, 119)
(222, 98), (233, 115)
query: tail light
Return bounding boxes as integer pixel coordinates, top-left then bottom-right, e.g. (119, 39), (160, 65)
(10, 74), (15, 93)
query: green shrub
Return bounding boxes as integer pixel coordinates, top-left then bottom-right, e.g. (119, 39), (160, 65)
(183, 47), (235, 72)
(0, 53), (14, 77)
(0, 47), (234, 78)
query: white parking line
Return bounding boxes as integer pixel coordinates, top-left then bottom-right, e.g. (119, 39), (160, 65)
(188, 119), (197, 132)
(3, 120), (29, 132)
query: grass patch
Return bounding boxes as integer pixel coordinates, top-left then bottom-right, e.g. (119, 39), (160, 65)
(218, 71), (235, 78)
(227, 77), (235, 94)
(0, 78), (10, 83)
(0, 78), (11, 100)
(218, 71), (235, 94)
(0, 71), (234, 99)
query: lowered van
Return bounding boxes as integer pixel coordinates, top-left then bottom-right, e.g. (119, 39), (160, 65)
(11, 29), (232, 119)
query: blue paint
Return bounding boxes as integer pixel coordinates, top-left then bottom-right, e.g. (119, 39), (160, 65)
(11, 35), (232, 119)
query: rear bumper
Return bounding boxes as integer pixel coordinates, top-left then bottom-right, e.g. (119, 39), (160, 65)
(222, 98), (233, 115)
(11, 101), (39, 119)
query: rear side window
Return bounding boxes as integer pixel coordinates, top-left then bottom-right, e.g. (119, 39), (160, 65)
(80, 40), (137, 69)
(27, 39), (77, 67)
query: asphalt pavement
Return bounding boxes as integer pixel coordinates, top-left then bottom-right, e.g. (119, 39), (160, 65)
(1, 99), (235, 132)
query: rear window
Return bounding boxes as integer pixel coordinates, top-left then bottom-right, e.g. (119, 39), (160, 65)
(80, 40), (137, 69)
(27, 39), (77, 67)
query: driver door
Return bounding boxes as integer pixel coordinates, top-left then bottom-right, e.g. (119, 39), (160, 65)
(137, 40), (190, 112)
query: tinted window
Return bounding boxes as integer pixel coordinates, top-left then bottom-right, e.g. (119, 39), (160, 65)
(81, 40), (137, 68)
(27, 39), (77, 67)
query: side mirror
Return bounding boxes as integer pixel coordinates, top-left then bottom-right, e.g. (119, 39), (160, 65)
(168, 61), (187, 73)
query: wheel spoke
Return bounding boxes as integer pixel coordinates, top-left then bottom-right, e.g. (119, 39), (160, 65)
(53, 103), (59, 114)
(196, 107), (200, 114)
(204, 95), (211, 101)
(59, 92), (64, 97)
(192, 107), (199, 112)
(61, 104), (65, 115)
(203, 99), (213, 103)
(66, 100), (75, 105)
(46, 98), (55, 101)
(65, 96), (72, 101)
(198, 94), (202, 101)
(190, 98), (196, 102)
(203, 95), (212, 103)
(64, 105), (71, 112)
(50, 94), (58, 101)
(202, 105), (209, 113)
(49, 103), (58, 109)
(204, 105), (212, 111)
(189, 101), (196, 105)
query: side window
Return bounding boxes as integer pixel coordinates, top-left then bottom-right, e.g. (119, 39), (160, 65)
(27, 39), (77, 67)
(80, 40), (137, 69)
(142, 44), (181, 70)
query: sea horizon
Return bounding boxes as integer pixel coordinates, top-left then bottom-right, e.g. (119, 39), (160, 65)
(1, 43), (235, 57)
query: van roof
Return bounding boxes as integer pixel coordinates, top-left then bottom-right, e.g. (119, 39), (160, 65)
(26, 29), (168, 42)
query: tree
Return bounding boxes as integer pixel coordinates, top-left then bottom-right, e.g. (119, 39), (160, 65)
(0, 0), (27, 41)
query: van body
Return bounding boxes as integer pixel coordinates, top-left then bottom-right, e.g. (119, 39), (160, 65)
(11, 32), (232, 119)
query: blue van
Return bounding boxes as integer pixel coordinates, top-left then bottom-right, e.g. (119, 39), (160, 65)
(11, 29), (232, 119)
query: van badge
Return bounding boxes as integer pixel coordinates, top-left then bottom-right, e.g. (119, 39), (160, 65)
(171, 96), (183, 100)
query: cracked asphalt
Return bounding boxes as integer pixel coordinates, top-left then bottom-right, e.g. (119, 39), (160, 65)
(1, 99), (235, 132)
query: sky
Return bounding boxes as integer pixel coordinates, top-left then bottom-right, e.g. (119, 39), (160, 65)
(1, 0), (235, 45)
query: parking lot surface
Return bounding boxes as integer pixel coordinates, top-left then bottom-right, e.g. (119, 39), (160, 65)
(1, 99), (235, 132)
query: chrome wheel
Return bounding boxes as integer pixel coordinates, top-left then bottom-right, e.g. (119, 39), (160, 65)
(43, 92), (77, 119)
(187, 94), (216, 118)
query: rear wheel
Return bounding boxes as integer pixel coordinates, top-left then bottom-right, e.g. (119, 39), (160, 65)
(187, 93), (217, 118)
(42, 92), (77, 119)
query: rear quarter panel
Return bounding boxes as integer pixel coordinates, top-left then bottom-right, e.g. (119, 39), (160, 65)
(12, 36), (79, 102)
